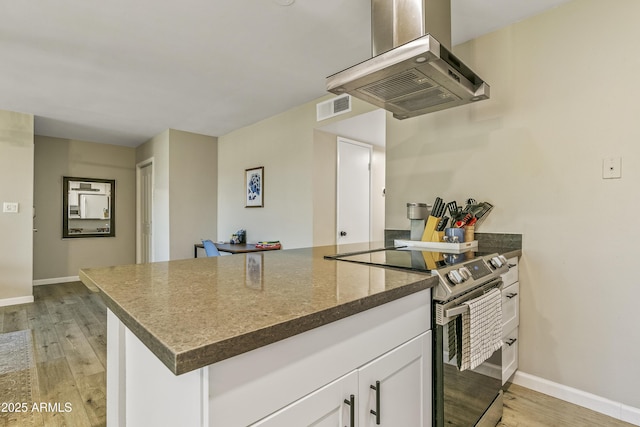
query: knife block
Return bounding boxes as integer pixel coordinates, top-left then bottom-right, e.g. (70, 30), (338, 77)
(421, 216), (440, 242)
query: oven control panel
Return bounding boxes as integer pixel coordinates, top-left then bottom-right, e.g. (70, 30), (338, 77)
(433, 253), (509, 301)
(464, 259), (492, 280)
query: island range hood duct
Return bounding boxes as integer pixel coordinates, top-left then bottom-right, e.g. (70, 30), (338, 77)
(326, 0), (489, 119)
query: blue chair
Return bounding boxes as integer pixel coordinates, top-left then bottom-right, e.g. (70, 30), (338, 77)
(202, 239), (221, 257)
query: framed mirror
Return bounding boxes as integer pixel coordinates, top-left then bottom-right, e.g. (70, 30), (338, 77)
(63, 176), (115, 238)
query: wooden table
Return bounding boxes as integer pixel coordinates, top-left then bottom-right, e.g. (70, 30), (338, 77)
(194, 242), (281, 257)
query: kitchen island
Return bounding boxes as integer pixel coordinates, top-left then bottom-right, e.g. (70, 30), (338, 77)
(80, 243), (437, 426)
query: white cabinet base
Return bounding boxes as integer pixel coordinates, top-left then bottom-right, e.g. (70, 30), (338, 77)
(501, 257), (520, 385)
(106, 289), (432, 427)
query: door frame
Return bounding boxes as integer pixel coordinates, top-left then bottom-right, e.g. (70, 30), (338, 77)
(136, 157), (154, 264)
(336, 137), (373, 244)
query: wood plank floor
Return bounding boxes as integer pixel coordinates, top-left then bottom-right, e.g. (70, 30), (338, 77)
(0, 282), (106, 427)
(500, 383), (636, 427)
(0, 282), (636, 426)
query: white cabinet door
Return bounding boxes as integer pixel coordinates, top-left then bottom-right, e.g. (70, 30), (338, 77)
(251, 370), (358, 427)
(501, 282), (520, 335)
(502, 328), (519, 384)
(358, 332), (432, 427)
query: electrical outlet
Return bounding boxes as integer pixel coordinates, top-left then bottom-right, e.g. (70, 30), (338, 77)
(3, 202), (19, 213)
(602, 157), (622, 179)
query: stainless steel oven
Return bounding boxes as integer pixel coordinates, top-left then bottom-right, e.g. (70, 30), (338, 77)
(432, 275), (504, 427)
(327, 248), (509, 426)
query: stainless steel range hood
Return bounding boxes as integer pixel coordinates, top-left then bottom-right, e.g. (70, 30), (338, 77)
(326, 0), (489, 119)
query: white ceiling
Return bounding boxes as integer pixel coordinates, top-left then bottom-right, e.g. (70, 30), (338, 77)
(0, 0), (571, 147)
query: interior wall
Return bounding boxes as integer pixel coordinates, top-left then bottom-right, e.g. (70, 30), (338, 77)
(371, 144), (385, 243)
(168, 129), (217, 260)
(312, 130), (337, 247)
(385, 0), (640, 409)
(33, 136), (136, 280)
(218, 96), (375, 249)
(0, 109), (34, 303)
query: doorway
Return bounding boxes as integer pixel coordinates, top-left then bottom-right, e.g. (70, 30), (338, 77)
(136, 159), (153, 263)
(314, 109), (386, 246)
(337, 137), (372, 244)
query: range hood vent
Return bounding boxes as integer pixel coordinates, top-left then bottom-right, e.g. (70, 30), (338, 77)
(326, 0), (489, 119)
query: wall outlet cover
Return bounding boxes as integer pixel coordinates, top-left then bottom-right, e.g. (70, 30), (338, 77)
(3, 202), (19, 213)
(602, 157), (622, 179)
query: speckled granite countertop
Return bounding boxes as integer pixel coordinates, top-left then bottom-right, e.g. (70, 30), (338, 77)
(79, 243), (437, 376)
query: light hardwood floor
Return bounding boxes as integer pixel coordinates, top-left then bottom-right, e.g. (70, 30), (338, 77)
(1, 282), (106, 426)
(0, 282), (636, 427)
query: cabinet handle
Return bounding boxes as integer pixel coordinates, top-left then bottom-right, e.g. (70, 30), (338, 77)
(506, 292), (518, 299)
(506, 338), (517, 346)
(370, 381), (381, 425)
(343, 394), (355, 427)
(508, 263), (517, 268)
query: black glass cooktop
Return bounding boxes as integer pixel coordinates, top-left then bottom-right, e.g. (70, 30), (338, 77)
(326, 247), (487, 272)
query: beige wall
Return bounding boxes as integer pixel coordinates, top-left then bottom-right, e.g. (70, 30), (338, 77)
(386, 0), (640, 408)
(168, 129), (218, 260)
(218, 97), (375, 248)
(0, 110), (34, 302)
(33, 136), (136, 280)
(136, 129), (217, 261)
(312, 130), (337, 246)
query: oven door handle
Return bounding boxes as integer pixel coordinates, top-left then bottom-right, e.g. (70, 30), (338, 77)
(445, 304), (469, 318)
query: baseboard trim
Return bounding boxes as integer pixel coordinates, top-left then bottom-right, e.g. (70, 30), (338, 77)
(513, 371), (640, 426)
(0, 295), (35, 307)
(33, 276), (80, 286)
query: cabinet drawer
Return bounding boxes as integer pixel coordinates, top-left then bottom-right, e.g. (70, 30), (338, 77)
(502, 282), (519, 335)
(502, 327), (518, 385)
(501, 257), (519, 287)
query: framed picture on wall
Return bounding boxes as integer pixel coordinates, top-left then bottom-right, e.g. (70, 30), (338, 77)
(62, 176), (116, 238)
(245, 166), (264, 208)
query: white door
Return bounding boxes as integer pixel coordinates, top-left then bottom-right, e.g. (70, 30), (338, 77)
(137, 161), (153, 263)
(251, 370), (358, 427)
(358, 332), (431, 427)
(337, 138), (371, 244)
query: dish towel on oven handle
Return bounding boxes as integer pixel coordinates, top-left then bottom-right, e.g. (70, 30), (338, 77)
(459, 288), (503, 371)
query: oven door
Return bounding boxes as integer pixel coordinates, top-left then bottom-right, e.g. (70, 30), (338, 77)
(434, 323), (502, 426)
(433, 280), (503, 427)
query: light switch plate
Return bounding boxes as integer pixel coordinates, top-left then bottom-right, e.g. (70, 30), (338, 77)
(3, 202), (19, 213)
(603, 157), (622, 179)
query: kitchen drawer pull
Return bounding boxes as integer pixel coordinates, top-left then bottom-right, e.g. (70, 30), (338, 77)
(506, 292), (518, 299)
(506, 338), (517, 346)
(370, 381), (381, 424)
(343, 394), (355, 427)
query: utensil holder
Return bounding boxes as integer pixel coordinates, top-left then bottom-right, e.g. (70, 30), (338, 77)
(464, 225), (475, 243)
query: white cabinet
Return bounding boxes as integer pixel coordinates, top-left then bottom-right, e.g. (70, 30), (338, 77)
(358, 332), (431, 427)
(107, 290), (432, 427)
(252, 371), (359, 427)
(252, 332), (431, 427)
(501, 257), (519, 384)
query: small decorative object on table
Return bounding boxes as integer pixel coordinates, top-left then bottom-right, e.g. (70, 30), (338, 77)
(255, 240), (281, 249)
(231, 229), (246, 244)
